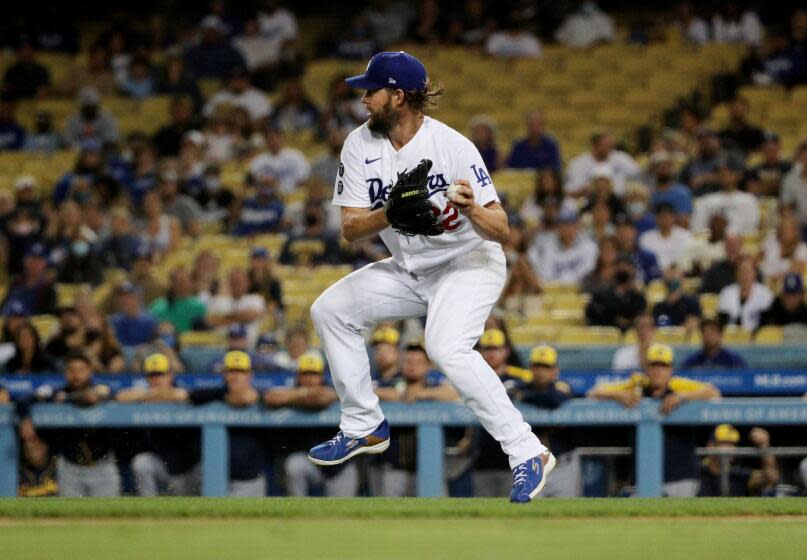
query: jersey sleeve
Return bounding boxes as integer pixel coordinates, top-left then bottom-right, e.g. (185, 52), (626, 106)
(452, 136), (500, 208)
(668, 376), (708, 393)
(332, 132), (369, 208)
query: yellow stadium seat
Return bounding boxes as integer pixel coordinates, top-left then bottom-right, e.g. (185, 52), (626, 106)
(754, 325), (783, 345)
(544, 292), (590, 310)
(556, 326), (621, 345)
(723, 326), (752, 345)
(56, 284), (90, 307)
(654, 326), (687, 345)
(180, 331), (227, 348)
(30, 315), (59, 341)
(509, 325), (558, 346)
(699, 294), (720, 318)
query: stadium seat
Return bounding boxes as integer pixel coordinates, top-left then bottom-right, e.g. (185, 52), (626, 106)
(179, 331), (227, 348)
(509, 325), (558, 346)
(653, 326), (688, 345)
(754, 325), (783, 345)
(722, 326), (752, 345)
(556, 326), (621, 345)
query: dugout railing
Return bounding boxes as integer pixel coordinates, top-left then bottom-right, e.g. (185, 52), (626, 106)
(1, 399), (807, 497)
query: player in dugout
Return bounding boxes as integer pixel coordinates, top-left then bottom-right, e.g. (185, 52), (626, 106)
(264, 353), (357, 497)
(588, 343), (721, 496)
(116, 353), (201, 496)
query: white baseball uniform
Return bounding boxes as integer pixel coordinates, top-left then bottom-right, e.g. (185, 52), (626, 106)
(311, 116), (545, 469)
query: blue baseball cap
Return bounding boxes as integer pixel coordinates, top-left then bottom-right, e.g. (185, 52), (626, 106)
(783, 273), (803, 294)
(345, 52), (427, 92)
(250, 246), (269, 259)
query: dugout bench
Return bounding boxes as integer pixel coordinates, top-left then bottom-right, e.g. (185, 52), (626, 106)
(1, 399), (807, 498)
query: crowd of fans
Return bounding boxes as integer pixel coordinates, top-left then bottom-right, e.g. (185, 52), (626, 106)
(1, 1), (807, 497)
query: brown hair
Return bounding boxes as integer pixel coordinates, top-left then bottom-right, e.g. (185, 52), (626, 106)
(403, 79), (444, 114)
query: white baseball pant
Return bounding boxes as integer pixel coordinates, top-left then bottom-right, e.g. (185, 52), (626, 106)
(311, 243), (545, 469)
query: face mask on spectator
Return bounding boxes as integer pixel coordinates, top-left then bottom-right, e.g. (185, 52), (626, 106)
(205, 176), (220, 191)
(72, 240), (90, 257)
(627, 201), (646, 218)
(665, 278), (681, 292)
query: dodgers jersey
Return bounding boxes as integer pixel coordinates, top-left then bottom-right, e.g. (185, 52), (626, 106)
(334, 116), (501, 275)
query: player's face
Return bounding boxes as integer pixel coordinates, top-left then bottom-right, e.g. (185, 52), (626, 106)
(65, 359), (93, 390)
(481, 346), (508, 370)
(363, 88), (398, 134)
(298, 371), (323, 388)
(531, 365), (558, 386)
(225, 370), (252, 391)
(373, 343), (399, 370)
(146, 371), (173, 389)
(647, 364), (673, 390)
(402, 350), (430, 382)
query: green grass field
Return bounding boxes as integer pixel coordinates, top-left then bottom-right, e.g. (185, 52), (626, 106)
(2, 498), (807, 560)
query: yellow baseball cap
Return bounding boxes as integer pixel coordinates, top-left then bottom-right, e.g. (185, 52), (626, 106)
(713, 424), (740, 444)
(479, 328), (506, 348)
(297, 352), (325, 374)
(372, 327), (400, 346)
(223, 350), (252, 372)
(144, 353), (170, 374)
(529, 345), (558, 367)
(646, 343), (673, 366)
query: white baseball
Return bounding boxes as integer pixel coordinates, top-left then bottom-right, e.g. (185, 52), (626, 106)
(447, 183), (463, 203)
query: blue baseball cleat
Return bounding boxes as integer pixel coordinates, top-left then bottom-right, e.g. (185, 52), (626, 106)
(509, 452), (557, 503)
(308, 419), (391, 466)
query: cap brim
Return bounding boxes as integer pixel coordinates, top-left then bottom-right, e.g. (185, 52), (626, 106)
(345, 74), (386, 90)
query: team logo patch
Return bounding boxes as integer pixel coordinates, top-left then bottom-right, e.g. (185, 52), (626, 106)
(338, 162), (344, 177)
(337, 181), (344, 195)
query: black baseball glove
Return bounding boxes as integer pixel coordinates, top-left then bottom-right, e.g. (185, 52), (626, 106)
(384, 159), (444, 237)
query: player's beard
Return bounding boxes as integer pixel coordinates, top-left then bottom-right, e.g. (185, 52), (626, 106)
(367, 98), (399, 135)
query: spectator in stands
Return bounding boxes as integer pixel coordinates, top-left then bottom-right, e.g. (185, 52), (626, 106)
(181, 351), (267, 496)
(0, 302), (30, 366)
(781, 142), (807, 233)
(648, 151), (692, 228)
(1, 243), (56, 316)
(468, 115), (501, 173)
(247, 126), (310, 194)
(653, 265), (701, 329)
(271, 79), (320, 133)
(44, 306), (86, 363)
(760, 216), (807, 282)
(3, 321), (58, 374)
(582, 235), (618, 294)
(46, 200), (103, 285)
(612, 313), (656, 371)
(247, 246), (283, 316)
(682, 317), (747, 369)
(279, 202), (341, 266)
(672, 2), (709, 45)
(149, 266), (207, 335)
(64, 44), (116, 96)
(137, 192), (179, 257)
(484, 11), (542, 59)
(0, 98), (26, 151)
(478, 328), (533, 397)
(624, 182), (656, 235)
(517, 345), (572, 410)
(158, 168), (202, 237)
(586, 255), (647, 331)
(565, 131), (640, 197)
(699, 424), (779, 496)
(506, 111), (561, 172)
(711, 2), (763, 47)
(639, 203), (693, 271)
(614, 213), (661, 284)
(718, 256), (773, 331)
(155, 53), (204, 111)
(274, 326), (321, 371)
(719, 96), (764, 156)
(445, 0), (495, 46)
(252, 333), (282, 372)
(152, 96), (200, 157)
(207, 324), (252, 373)
(22, 351), (119, 496)
(589, 344), (720, 496)
(63, 87), (119, 148)
(747, 132), (791, 197)
(86, 310), (126, 372)
(555, 1), (615, 48)
(681, 213), (728, 277)
(130, 322), (185, 374)
(24, 111), (66, 154)
(118, 55), (155, 100)
(371, 341), (459, 497)
(117, 353), (201, 496)
(257, 1), (300, 58)
(191, 250), (222, 302)
(518, 169), (565, 228)
(52, 138), (106, 204)
(128, 245), (167, 307)
(321, 74), (366, 135)
(527, 207), (597, 284)
(701, 234), (744, 294)
(2, 38), (50, 100)
(12, 175), (42, 213)
(98, 206), (140, 270)
(760, 272), (807, 327)
(189, 164), (238, 226)
(110, 282), (159, 348)
(266, 354), (357, 497)
(206, 267), (267, 345)
(205, 66), (272, 124)
(184, 16), (246, 80)
(370, 326), (401, 384)
(233, 181), (284, 237)
(680, 127), (722, 197)
(582, 165), (625, 221)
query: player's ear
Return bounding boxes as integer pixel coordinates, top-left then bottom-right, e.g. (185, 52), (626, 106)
(391, 88), (406, 107)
